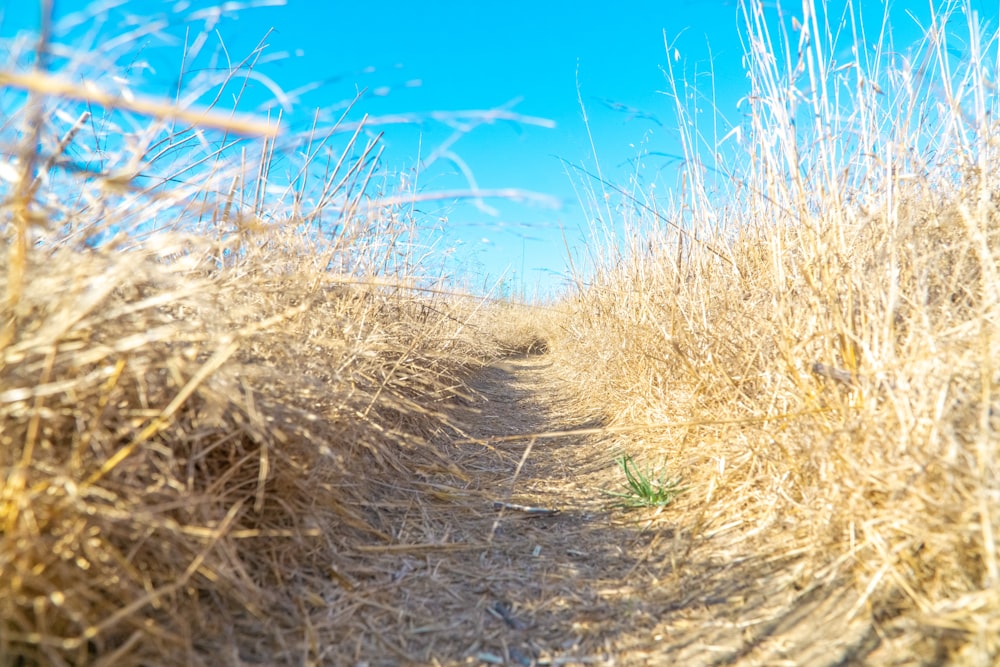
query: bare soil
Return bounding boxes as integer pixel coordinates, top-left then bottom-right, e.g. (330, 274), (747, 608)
(330, 355), (894, 666)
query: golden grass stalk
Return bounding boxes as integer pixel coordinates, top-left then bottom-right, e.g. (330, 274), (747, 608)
(555, 0), (999, 661)
(0, 70), (279, 138)
(0, 6), (549, 664)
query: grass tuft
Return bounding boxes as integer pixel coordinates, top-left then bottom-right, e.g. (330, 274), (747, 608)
(605, 453), (685, 509)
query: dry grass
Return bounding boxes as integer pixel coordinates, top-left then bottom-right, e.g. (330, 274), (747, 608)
(0, 8), (549, 665)
(0, 233), (547, 665)
(3, 0), (999, 664)
(554, 0), (999, 662)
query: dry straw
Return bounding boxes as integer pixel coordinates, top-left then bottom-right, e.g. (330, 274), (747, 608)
(556, 0), (999, 661)
(4, 0), (999, 664)
(0, 4), (545, 665)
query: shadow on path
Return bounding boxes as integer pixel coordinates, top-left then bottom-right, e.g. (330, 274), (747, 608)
(323, 355), (877, 666)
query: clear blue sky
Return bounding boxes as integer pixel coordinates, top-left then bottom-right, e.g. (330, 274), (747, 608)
(0, 1), (982, 296)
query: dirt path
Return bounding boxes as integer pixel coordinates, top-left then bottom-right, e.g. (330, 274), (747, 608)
(335, 355), (879, 666)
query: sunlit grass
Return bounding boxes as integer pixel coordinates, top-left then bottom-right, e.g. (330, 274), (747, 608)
(2, 0), (998, 664)
(556, 0), (999, 661)
(0, 5), (549, 665)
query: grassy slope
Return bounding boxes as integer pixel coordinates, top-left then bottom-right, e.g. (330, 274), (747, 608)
(553, 0), (999, 662)
(0, 227), (548, 665)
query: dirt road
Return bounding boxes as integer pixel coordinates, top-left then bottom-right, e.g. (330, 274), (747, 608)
(333, 355), (881, 666)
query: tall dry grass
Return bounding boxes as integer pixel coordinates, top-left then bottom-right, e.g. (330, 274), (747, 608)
(556, 0), (998, 661)
(0, 7), (548, 665)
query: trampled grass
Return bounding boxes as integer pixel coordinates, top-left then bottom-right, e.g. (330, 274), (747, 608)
(1, 0), (998, 664)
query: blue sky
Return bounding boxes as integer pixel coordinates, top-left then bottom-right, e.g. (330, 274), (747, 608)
(0, 0), (985, 297)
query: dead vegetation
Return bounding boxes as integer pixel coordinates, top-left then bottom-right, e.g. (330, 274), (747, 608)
(553, 0), (1000, 663)
(1, 0), (998, 665)
(0, 6), (547, 664)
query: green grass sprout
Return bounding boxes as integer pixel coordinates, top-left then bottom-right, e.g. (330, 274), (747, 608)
(605, 454), (685, 509)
